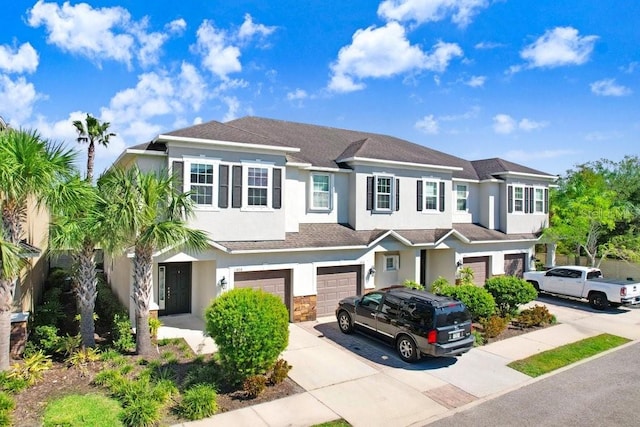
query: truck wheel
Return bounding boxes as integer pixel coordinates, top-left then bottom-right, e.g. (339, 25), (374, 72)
(528, 281), (540, 293)
(589, 292), (609, 310)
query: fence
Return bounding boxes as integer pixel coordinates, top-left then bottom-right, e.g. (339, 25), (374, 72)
(538, 253), (640, 281)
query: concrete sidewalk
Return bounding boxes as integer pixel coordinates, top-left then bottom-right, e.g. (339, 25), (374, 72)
(172, 298), (640, 427)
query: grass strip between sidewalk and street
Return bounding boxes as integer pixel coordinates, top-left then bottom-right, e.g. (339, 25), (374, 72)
(508, 333), (630, 377)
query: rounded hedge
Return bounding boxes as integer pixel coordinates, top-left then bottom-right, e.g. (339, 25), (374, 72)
(205, 288), (289, 382)
(484, 276), (537, 317)
(436, 284), (495, 320)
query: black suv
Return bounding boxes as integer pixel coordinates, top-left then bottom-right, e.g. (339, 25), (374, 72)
(335, 287), (474, 362)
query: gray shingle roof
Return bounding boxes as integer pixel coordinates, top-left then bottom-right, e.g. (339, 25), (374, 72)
(471, 158), (554, 180)
(214, 222), (539, 252)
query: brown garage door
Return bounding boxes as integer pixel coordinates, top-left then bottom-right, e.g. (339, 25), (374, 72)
(504, 253), (526, 278)
(316, 265), (362, 317)
(234, 270), (292, 316)
(463, 256), (490, 285)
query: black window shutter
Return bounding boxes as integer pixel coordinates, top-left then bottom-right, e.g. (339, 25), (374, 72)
(273, 168), (282, 209)
(395, 178), (400, 211)
(508, 185), (513, 213)
(232, 165), (242, 208)
(544, 188), (549, 213)
(172, 161), (184, 193)
(524, 186), (530, 213)
(416, 180), (423, 211)
(439, 182), (445, 212)
(366, 176), (374, 211)
(218, 165), (229, 208)
(529, 187), (535, 213)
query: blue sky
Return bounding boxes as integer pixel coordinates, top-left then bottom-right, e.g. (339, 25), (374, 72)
(1, 1), (638, 177)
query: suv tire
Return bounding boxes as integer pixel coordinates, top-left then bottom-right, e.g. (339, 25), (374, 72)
(337, 310), (354, 334)
(396, 334), (419, 363)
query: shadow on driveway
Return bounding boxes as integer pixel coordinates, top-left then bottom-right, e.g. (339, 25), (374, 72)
(311, 321), (459, 371)
(535, 294), (633, 315)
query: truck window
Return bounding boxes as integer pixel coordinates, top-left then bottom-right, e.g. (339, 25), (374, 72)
(587, 270), (603, 279)
(567, 269), (582, 279)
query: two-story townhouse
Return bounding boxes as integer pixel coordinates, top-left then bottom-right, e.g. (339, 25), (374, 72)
(106, 117), (556, 323)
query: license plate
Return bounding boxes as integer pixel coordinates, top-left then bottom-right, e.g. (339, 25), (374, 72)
(450, 331), (463, 340)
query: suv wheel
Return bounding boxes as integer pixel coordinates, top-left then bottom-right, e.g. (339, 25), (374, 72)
(396, 335), (419, 363)
(337, 311), (354, 334)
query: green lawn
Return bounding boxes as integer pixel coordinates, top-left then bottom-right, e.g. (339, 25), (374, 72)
(43, 393), (123, 427)
(508, 333), (630, 377)
(312, 420), (351, 427)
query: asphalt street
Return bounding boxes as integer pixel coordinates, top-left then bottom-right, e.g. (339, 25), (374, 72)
(427, 342), (640, 427)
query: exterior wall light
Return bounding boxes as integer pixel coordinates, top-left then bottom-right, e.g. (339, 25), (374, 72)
(456, 260), (463, 268)
(219, 276), (227, 288)
(368, 267), (376, 277)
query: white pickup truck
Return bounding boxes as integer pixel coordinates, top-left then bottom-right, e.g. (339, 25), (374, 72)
(523, 266), (640, 310)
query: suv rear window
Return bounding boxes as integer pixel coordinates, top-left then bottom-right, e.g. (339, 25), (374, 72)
(434, 305), (471, 327)
(403, 302), (433, 327)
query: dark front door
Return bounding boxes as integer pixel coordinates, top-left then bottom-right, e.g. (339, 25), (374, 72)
(161, 262), (191, 315)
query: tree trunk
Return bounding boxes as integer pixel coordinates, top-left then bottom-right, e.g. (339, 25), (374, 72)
(0, 283), (14, 371)
(133, 244), (156, 356)
(86, 141), (95, 183)
(77, 240), (97, 348)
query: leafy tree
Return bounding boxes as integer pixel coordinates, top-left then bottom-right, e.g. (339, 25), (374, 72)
(545, 165), (631, 267)
(73, 114), (115, 183)
(98, 166), (209, 356)
(0, 128), (76, 370)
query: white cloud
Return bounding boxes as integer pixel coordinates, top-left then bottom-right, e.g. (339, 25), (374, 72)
(415, 114), (439, 134)
(474, 41), (504, 50)
(619, 61), (638, 74)
(0, 75), (39, 125)
(440, 106), (480, 121)
(286, 89), (308, 101)
(238, 14), (276, 43)
(166, 18), (187, 35)
(0, 43), (39, 74)
(504, 149), (576, 162)
(328, 22), (462, 93)
(493, 114), (548, 134)
(519, 26), (598, 69)
(585, 131), (623, 141)
(221, 96), (240, 122)
(378, 0), (489, 28)
(590, 79), (632, 96)
(178, 62), (208, 110)
(193, 20), (242, 80)
(465, 75), (486, 87)
(27, 1), (179, 68)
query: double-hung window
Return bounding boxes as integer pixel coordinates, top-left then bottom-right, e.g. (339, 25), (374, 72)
(187, 161), (217, 208)
(456, 184), (468, 211)
(513, 186), (524, 212)
(385, 255), (399, 271)
(376, 176), (392, 210)
(311, 173), (331, 210)
(534, 188), (544, 213)
(425, 181), (438, 211)
(247, 166), (269, 207)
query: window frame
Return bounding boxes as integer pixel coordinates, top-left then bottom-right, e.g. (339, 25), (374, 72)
(309, 173), (333, 211)
(534, 187), (544, 213)
(455, 183), (468, 212)
(513, 185), (524, 213)
(424, 180), (439, 212)
(242, 162), (273, 210)
(375, 175), (393, 212)
(184, 158), (219, 209)
(384, 255), (399, 272)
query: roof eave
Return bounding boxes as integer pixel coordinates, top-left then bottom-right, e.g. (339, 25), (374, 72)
(157, 134), (300, 154)
(337, 156), (464, 172)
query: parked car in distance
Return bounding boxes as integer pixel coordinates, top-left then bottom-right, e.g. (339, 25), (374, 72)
(335, 287), (474, 362)
(523, 266), (640, 310)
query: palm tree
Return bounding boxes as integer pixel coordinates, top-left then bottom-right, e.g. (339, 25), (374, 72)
(49, 177), (103, 348)
(98, 166), (209, 356)
(73, 114), (115, 183)
(0, 128), (76, 370)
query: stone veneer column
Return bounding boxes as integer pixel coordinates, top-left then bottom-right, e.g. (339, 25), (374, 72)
(292, 295), (317, 322)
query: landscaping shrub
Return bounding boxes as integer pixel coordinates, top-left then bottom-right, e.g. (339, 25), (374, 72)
(268, 359), (292, 385)
(178, 384), (218, 421)
(515, 305), (555, 328)
(430, 276), (450, 293)
(484, 276), (538, 317)
(403, 280), (424, 290)
(481, 315), (510, 338)
(29, 325), (60, 355)
(95, 276), (129, 336)
(0, 391), (15, 427)
(120, 398), (161, 427)
(436, 284), (495, 320)
(205, 288), (289, 383)
(8, 351), (52, 386)
(242, 375), (267, 398)
(149, 317), (162, 340)
(31, 287), (65, 330)
(112, 313), (135, 352)
(471, 330), (485, 346)
(457, 267), (475, 285)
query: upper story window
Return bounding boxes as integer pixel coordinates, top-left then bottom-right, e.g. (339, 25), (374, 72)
(534, 188), (544, 213)
(189, 163), (215, 205)
(366, 175), (399, 213)
(508, 184), (548, 214)
(310, 173), (332, 210)
(247, 166), (269, 206)
(416, 179), (445, 212)
(455, 184), (468, 211)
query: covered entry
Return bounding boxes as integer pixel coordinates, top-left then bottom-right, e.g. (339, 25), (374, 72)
(159, 262), (192, 315)
(316, 265), (362, 317)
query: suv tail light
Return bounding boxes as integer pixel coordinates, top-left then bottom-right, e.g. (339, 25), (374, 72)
(427, 330), (437, 344)
(621, 287), (627, 297)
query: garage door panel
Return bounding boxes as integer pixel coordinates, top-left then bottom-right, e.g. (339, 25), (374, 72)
(504, 253), (526, 278)
(316, 265), (361, 317)
(462, 256), (490, 285)
(234, 270), (291, 314)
